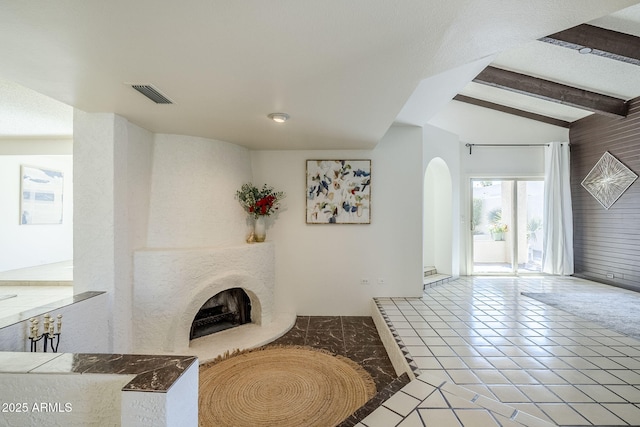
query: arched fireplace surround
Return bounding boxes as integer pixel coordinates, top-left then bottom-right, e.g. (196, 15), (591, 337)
(133, 243), (274, 354)
(190, 287), (252, 339)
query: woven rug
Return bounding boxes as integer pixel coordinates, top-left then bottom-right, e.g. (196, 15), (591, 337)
(521, 291), (640, 340)
(199, 346), (376, 427)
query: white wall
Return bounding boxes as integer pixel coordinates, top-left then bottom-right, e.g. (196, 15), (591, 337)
(423, 158), (452, 275)
(429, 100), (570, 145)
(428, 101), (569, 275)
(114, 121), (154, 352)
(72, 115), (422, 345)
(73, 112), (154, 353)
(126, 124), (154, 251)
(422, 125), (461, 277)
(250, 126), (424, 316)
(0, 357), (197, 427)
(74, 116), (256, 352)
(461, 145), (546, 177)
(0, 139), (72, 156)
(0, 373), (130, 427)
(121, 362), (198, 427)
(0, 140), (73, 272)
(146, 134), (252, 248)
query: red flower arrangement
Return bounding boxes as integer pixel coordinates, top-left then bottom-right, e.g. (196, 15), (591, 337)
(236, 183), (285, 219)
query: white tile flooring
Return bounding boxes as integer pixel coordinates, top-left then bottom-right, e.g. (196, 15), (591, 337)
(361, 276), (640, 426)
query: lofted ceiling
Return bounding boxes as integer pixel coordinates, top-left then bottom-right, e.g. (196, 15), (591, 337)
(449, 5), (640, 128)
(0, 1), (639, 149)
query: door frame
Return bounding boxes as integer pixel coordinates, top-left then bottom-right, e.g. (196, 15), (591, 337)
(468, 176), (544, 276)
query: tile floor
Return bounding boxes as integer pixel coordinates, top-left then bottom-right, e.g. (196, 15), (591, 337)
(271, 315), (398, 391)
(360, 275), (640, 426)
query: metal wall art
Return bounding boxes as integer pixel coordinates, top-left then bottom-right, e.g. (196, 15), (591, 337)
(581, 151), (637, 210)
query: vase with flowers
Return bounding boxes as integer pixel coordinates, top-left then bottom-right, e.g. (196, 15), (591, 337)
(235, 183), (286, 242)
(489, 222), (508, 241)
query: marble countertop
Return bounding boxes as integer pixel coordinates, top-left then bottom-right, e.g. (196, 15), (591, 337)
(0, 351), (197, 392)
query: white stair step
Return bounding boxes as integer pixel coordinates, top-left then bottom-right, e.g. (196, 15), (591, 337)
(423, 273), (452, 290)
(423, 266), (437, 277)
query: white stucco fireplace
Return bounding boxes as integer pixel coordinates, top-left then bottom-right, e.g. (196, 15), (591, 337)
(133, 242), (293, 359)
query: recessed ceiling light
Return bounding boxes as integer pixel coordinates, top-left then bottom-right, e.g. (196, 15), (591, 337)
(578, 47), (593, 55)
(268, 112), (290, 123)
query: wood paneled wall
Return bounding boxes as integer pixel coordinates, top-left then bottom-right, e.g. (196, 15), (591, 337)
(570, 97), (640, 290)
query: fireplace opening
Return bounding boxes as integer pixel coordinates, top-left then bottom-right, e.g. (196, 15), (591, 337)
(190, 288), (252, 340)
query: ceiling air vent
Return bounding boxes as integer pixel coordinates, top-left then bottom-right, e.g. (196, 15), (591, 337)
(131, 84), (173, 104)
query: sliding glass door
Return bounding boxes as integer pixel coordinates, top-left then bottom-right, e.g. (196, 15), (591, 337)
(471, 179), (544, 274)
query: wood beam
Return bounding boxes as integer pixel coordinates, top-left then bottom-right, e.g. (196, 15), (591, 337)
(473, 66), (628, 117)
(540, 24), (640, 66)
(453, 95), (571, 128)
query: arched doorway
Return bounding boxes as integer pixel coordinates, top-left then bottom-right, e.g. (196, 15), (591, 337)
(423, 158), (452, 275)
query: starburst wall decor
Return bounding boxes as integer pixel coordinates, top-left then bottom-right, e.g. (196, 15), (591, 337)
(581, 151), (637, 210)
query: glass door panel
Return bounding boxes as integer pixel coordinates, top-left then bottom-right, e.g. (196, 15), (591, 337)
(471, 179), (544, 274)
(472, 180), (514, 274)
(517, 181), (544, 273)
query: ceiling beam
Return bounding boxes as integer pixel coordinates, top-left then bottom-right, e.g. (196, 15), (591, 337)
(453, 95), (571, 128)
(473, 66), (628, 118)
(540, 24), (640, 66)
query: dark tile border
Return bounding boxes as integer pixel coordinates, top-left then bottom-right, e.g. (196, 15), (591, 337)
(373, 298), (421, 378)
(336, 373), (411, 427)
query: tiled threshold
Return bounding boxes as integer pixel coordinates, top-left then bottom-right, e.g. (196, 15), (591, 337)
(363, 276), (640, 427)
(370, 296), (553, 427)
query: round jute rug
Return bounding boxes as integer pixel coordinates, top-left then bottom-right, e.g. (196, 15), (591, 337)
(199, 345), (376, 427)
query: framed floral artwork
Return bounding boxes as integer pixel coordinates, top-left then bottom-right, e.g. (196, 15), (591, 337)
(306, 159), (371, 224)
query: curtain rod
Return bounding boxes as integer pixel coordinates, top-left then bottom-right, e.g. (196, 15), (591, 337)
(464, 143), (568, 155)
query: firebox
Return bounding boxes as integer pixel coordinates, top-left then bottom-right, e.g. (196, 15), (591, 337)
(190, 288), (252, 340)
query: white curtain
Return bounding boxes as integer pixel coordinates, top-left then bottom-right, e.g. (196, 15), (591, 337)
(542, 142), (574, 275)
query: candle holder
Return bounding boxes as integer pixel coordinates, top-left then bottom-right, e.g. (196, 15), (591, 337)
(28, 313), (62, 353)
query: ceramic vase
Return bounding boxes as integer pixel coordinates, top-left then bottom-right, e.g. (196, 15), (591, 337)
(254, 216), (266, 242)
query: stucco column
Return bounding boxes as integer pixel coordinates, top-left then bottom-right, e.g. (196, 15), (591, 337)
(73, 111), (131, 353)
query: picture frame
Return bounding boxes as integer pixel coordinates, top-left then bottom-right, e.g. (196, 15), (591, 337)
(306, 159), (371, 224)
(20, 165), (65, 225)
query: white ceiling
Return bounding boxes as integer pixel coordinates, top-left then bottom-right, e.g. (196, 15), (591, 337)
(0, 79), (72, 138)
(0, 0), (639, 149)
(454, 4), (640, 124)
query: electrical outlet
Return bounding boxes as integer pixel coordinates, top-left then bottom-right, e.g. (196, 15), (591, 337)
(360, 278), (370, 285)
(606, 272), (615, 279)
(378, 278), (385, 285)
